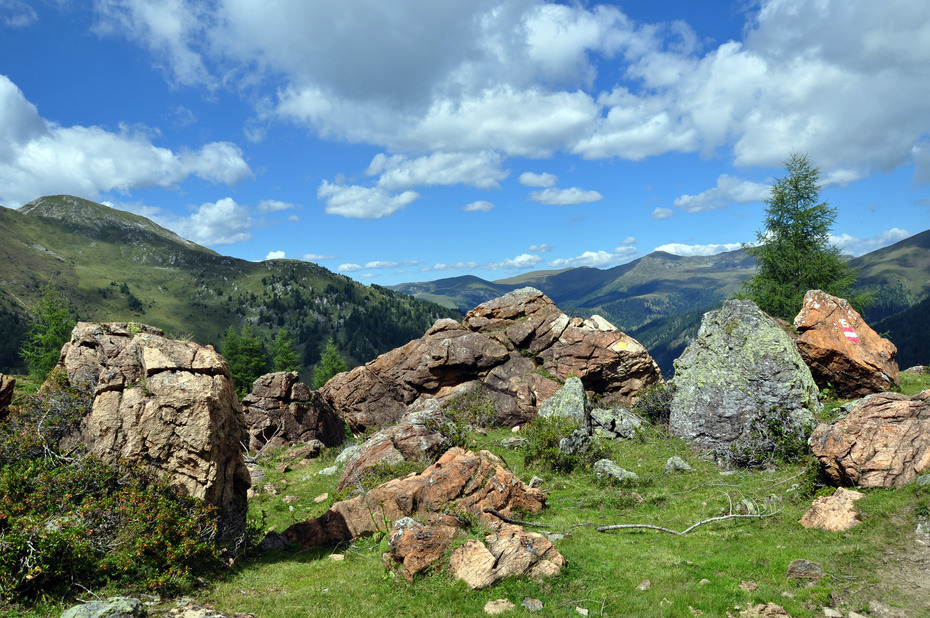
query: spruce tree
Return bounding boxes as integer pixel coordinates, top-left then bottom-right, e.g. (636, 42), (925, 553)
(312, 338), (348, 389)
(222, 323), (268, 396)
(271, 327), (301, 373)
(20, 283), (75, 381)
(740, 152), (856, 320)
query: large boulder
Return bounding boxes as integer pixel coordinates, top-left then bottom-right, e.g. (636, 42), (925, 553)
(794, 290), (899, 398)
(0, 373), (13, 417)
(448, 524), (565, 590)
(282, 447), (546, 548)
(809, 389), (930, 488)
(320, 288), (662, 431)
(242, 371), (344, 451)
(669, 300), (820, 461)
(57, 322), (250, 535)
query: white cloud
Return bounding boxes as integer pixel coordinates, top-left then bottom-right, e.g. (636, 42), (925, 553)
(340, 259), (420, 272)
(264, 250), (286, 260)
(652, 207), (674, 220)
(368, 151), (508, 191)
(302, 253), (336, 261)
(528, 187), (603, 206)
(519, 172), (558, 187)
(674, 174), (769, 212)
(529, 244), (553, 253)
(1, 0), (37, 27)
(830, 228), (912, 257)
(548, 245), (637, 268)
(317, 181), (419, 219)
(162, 197), (253, 246)
(486, 253), (543, 270)
(423, 261), (481, 272)
(463, 200), (494, 212)
(619, 236), (636, 245)
(0, 75), (252, 207)
(258, 199), (298, 213)
(653, 242), (743, 256)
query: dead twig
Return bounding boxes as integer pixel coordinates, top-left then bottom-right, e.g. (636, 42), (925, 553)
(597, 510), (780, 535)
(482, 507), (545, 527)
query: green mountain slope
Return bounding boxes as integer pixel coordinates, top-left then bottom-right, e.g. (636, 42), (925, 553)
(873, 295), (930, 369)
(0, 195), (460, 376)
(849, 228), (930, 322)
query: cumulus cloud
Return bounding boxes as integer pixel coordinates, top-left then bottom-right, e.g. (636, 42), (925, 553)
(423, 261), (481, 272)
(264, 250), (286, 260)
(339, 259), (421, 272)
(0, 75), (252, 206)
(653, 242), (743, 256)
(463, 200), (494, 212)
(1, 0), (37, 27)
(258, 199), (298, 213)
(162, 197), (253, 246)
(317, 181), (419, 219)
(529, 244), (553, 253)
(302, 253), (336, 261)
(674, 174), (769, 212)
(519, 172), (558, 187)
(830, 228), (912, 256)
(528, 187), (604, 205)
(486, 253), (543, 270)
(368, 151), (509, 191)
(548, 245), (637, 268)
(652, 207), (674, 220)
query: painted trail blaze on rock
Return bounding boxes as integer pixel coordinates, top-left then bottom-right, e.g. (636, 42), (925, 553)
(794, 290), (899, 398)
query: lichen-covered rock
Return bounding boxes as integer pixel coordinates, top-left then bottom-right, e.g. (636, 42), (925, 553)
(591, 406), (642, 439)
(61, 596), (146, 618)
(538, 376), (592, 432)
(320, 288), (662, 432)
(282, 447), (546, 548)
(593, 459), (639, 483)
(794, 290), (899, 398)
(809, 389), (930, 488)
(669, 300), (820, 461)
(56, 322), (250, 536)
(242, 371), (344, 451)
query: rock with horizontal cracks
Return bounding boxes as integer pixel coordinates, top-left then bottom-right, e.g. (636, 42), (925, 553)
(794, 290), (899, 398)
(319, 288), (661, 432)
(809, 389), (930, 488)
(281, 447), (546, 548)
(449, 524), (565, 589)
(56, 322), (250, 538)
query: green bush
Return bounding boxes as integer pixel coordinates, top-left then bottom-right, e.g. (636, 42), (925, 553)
(522, 415), (608, 473)
(633, 382), (675, 425)
(726, 407), (814, 468)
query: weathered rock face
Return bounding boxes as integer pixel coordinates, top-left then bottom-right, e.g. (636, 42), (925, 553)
(799, 488), (864, 532)
(669, 300), (820, 458)
(282, 447), (546, 548)
(538, 376), (592, 432)
(320, 288), (662, 431)
(336, 399), (450, 491)
(242, 371), (345, 451)
(809, 389), (930, 488)
(448, 524), (565, 590)
(57, 322), (250, 534)
(0, 373), (13, 417)
(794, 290), (899, 398)
(387, 518), (458, 582)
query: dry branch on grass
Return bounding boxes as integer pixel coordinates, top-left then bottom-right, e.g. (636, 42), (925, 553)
(597, 494), (780, 535)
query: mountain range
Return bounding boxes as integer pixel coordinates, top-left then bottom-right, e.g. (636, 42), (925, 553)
(2, 195), (926, 380)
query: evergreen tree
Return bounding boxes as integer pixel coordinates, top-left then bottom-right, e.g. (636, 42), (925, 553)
(739, 152), (856, 320)
(20, 283), (75, 380)
(312, 338), (348, 389)
(221, 323), (267, 396)
(271, 327), (301, 373)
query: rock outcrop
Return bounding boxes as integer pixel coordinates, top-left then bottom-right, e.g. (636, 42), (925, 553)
(387, 518), (458, 581)
(669, 300), (820, 460)
(809, 389), (930, 488)
(282, 447), (546, 548)
(56, 322), (250, 534)
(0, 373), (13, 417)
(448, 524), (565, 590)
(794, 290), (899, 398)
(319, 288), (662, 432)
(242, 371), (344, 451)
(799, 487), (864, 532)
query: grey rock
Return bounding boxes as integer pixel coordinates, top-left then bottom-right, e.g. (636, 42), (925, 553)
(917, 474), (930, 487)
(593, 459), (640, 483)
(499, 436), (527, 449)
(529, 476), (543, 488)
(258, 531), (291, 551)
(669, 300), (819, 461)
(318, 466), (338, 476)
(335, 445), (361, 466)
(559, 428), (591, 456)
(539, 377), (592, 433)
(664, 456), (694, 474)
(786, 559), (826, 580)
(868, 599), (909, 618)
(522, 598), (544, 612)
(61, 596), (146, 618)
(592, 407), (642, 440)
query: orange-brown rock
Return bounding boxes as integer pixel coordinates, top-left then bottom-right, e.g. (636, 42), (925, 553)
(56, 322), (250, 536)
(0, 373), (13, 417)
(448, 524), (565, 589)
(320, 288), (662, 431)
(282, 447), (546, 548)
(387, 519), (458, 581)
(799, 487), (864, 531)
(794, 290), (899, 398)
(809, 390), (930, 488)
(242, 371), (344, 451)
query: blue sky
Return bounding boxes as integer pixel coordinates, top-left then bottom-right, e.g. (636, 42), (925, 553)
(1, 1), (928, 286)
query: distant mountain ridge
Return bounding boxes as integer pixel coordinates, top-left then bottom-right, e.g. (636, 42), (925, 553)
(0, 195), (460, 377)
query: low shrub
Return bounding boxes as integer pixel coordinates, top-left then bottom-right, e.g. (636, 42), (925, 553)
(725, 407), (814, 468)
(522, 415), (608, 473)
(633, 382), (675, 425)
